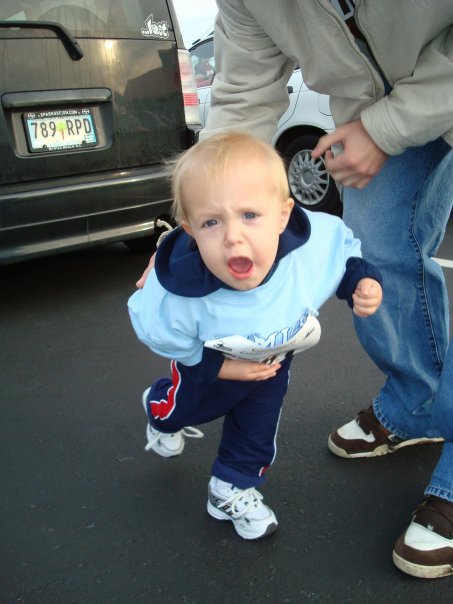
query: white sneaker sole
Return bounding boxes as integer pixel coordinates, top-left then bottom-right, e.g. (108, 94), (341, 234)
(207, 501), (278, 540)
(328, 435), (444, 459)
(392, 550), (453, 579)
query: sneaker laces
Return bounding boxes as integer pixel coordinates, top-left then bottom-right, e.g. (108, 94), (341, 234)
(145, 430), (161, 451)
(145, 425), (163, 451)
(218, 487), (264, 518)
(144, 425), (204, 451)
(181, 426), (204, 439)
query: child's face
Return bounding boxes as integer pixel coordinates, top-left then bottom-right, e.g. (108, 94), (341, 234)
(181, 159), (294, 290)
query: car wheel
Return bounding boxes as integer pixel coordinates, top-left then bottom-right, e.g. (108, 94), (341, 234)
(281, 133), (342, 215)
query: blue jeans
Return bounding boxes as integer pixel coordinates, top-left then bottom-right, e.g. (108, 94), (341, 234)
(342, 138), (453, 504)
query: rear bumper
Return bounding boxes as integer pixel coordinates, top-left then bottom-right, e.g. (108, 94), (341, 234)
(0, 165), (173, 264)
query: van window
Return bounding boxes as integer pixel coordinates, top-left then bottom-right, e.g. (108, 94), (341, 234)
(0, 0), (175, 40)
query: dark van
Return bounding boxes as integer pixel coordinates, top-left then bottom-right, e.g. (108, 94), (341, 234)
(0, 0), (201, 264)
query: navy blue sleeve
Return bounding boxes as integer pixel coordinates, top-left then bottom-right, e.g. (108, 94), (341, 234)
(183, 346), (225, 384)
(336, 257), (383, 308)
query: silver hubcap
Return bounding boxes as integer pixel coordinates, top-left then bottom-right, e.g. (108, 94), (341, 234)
(288, 148), (330, 206)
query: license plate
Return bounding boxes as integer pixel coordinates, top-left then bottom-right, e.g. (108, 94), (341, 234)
(23, 107), (98, 153)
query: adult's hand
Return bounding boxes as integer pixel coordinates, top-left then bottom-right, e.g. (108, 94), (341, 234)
(136, 253), (155, 288)
(312, 119), (387, 189)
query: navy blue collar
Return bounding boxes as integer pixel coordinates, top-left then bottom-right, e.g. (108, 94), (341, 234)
(154, 205), (311, 297)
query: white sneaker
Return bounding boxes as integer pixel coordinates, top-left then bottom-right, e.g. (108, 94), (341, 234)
(142, 389), (203, 458)
(207, 476), (278, 540)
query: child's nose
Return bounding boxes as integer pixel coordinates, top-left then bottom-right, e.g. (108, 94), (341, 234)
(224, 221), (242, 245)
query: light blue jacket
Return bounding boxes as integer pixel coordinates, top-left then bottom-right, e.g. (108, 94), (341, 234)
(128, 208), (382, 378)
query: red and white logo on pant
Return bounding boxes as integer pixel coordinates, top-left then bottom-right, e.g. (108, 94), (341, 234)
(150, 360), (181, 420)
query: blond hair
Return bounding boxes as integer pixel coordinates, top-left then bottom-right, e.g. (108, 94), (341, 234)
(170, 131), (290, 224)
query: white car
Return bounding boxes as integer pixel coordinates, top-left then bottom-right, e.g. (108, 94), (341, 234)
(190, 35), (341, 215)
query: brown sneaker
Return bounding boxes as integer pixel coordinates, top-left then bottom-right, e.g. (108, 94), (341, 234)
(393, 496), (453, 579)
(328, 406), (444, 458)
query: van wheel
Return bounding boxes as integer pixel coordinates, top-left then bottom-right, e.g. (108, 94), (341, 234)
(280, 133), (342, 216)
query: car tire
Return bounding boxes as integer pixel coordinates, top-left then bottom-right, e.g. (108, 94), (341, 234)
(280, 133), (342, 216)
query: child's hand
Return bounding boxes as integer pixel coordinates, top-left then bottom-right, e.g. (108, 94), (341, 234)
(352, 278), (383, 317)
(218, 358), (281, 381)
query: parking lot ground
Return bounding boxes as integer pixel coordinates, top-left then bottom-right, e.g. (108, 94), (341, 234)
(1, 223), (453, 603)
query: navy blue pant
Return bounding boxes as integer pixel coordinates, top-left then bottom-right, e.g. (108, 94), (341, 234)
(143, 358), (292, 488)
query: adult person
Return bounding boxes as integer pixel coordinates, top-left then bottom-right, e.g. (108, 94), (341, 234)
(194, 56), (215, 86)
(137, 1), (453, 578)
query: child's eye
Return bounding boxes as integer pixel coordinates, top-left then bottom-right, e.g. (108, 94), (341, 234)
(201, 218), (218, 228)
(243, 211), (258, 220)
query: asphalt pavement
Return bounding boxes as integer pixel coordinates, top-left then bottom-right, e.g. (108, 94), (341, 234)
(1, 226), (453, 603)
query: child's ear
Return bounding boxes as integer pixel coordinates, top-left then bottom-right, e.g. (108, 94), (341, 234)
(279, 198), (295, 233)
(181, 221), (193, 237)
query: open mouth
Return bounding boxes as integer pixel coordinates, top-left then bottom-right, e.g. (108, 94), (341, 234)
(227, 256), (253, 279)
